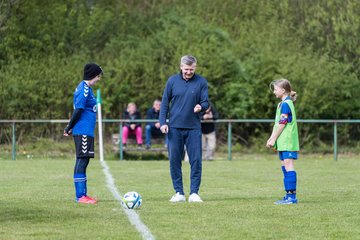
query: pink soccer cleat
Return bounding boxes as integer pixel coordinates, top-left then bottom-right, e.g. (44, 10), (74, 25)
(77, 196), (97, 204)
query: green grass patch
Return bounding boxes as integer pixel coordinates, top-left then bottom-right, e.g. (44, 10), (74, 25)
(1, 154), (360, 239)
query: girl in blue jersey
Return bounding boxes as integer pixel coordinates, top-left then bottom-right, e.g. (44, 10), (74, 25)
(64, 63), (103, 204)
(266, 79), (299, 205)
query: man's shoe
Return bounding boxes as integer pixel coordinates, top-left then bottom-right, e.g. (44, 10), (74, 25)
(146, 145), (151, 150)
(77, 196), (97, 204)
(274, 197), (297, 205)
(169, 192), (186, 202)
(188, 193), (203, 202)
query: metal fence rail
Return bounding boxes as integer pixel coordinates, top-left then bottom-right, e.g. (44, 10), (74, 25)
(1, 119), (360, 161)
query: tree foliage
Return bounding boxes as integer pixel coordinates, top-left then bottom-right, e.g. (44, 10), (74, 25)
(1, 0), (359, 146)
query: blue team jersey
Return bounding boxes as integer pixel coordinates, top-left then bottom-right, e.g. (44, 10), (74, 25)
(72, 81), (97, 137)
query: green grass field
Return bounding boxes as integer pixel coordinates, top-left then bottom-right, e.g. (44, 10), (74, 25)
(1, 154), (360, 240)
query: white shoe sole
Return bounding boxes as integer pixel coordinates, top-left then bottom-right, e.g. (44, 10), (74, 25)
(169, 195), (186, 202)
(169, 199), (186, 203)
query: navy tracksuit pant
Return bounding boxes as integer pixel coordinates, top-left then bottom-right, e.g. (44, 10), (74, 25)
(168, 127), (202, 195)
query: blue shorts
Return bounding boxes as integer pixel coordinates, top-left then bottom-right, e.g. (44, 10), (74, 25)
(278, 151), (298, 161)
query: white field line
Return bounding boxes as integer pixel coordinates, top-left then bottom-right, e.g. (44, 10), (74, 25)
(99, 160), (155, 240)
(97, 102), (155, 240)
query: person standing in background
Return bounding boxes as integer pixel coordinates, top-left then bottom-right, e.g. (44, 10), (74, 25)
(201, 102), (218, 160)
(184, 102), (218, 162)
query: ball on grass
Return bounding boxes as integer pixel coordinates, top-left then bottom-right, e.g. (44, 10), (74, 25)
(122, 191), (142, 209)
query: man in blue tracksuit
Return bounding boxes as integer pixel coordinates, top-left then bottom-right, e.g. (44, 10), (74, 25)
(159, 55), (209, 203)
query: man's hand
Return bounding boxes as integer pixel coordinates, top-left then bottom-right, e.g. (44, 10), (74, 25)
(160, 125), (168, 134)
(194, 104), (202, 113)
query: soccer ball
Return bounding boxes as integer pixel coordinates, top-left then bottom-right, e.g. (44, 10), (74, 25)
(122, 191), (142, 209)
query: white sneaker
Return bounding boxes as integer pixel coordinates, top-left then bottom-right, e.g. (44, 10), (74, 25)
(169, 192), (186, 202)
(188, 193), (203, 202)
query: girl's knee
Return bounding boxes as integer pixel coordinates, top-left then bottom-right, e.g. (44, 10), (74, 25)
(283, 159), (295, 171)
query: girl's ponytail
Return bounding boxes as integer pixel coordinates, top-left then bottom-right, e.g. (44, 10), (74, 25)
(290, 91), (297, 102)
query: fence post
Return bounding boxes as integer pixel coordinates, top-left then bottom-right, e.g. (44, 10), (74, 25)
(12, 122), (16, 160)
(228, 122), (232, 160)
(119, 122), (123, 160)
(334, 121), (337, 161)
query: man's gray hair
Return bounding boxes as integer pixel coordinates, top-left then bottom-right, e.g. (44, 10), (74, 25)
(180, 55), (197, 65)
